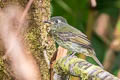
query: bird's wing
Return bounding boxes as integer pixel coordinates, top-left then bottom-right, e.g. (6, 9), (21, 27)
(56, 24), (92, 49)
(70, 36), (92, 49)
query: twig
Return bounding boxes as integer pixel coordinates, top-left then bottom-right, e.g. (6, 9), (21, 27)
(19, 0), (34, 26)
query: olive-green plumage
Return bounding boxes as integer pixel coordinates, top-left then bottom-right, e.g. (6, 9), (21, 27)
(45, 16), (103, 68)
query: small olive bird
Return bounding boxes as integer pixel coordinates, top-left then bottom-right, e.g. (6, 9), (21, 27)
(44, 16), (104, 68)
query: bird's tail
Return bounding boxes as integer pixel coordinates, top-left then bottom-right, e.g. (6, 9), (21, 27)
(91, 50), (104, 69)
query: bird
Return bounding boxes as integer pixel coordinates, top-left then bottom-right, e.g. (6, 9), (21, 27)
(44, 16), (104, 68)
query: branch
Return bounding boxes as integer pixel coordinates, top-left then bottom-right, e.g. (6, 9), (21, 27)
(54, 56), (119, 80)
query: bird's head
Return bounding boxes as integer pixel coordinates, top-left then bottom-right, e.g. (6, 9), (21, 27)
(44, 16), (67, 30)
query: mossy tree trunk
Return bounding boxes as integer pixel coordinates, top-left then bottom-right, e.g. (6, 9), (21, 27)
(0, 0), (55, 80)
(27, 0), (56, 80)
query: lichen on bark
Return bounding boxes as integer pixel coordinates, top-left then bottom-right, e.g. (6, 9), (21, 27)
(54, 56), (119, 80)
(26, 0), (56, 80)
(0, 0), (55, 80)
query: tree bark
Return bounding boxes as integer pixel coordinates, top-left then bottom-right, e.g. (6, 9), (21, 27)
(26, 0), (56, 80)
(0, 0), (55, 80)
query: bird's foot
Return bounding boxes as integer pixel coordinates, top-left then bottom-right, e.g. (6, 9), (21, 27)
(68, 52), (76, 57)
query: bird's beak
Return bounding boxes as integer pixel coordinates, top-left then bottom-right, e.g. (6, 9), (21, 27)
(44, 20), (52, 24)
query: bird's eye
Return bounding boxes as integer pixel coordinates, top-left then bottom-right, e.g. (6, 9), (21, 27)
(55, 20), (61, 23)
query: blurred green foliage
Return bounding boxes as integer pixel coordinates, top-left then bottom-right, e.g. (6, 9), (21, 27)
(51, 0), (120, 75)
(51, 0), (88, 31)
